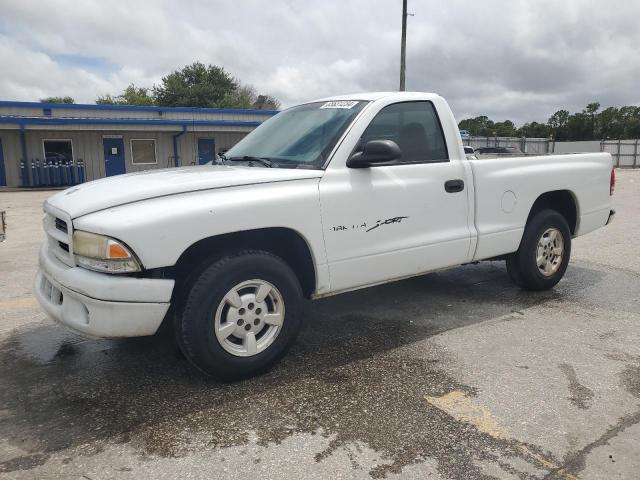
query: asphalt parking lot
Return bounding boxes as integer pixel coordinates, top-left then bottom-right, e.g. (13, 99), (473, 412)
(1, 170), (639, 480)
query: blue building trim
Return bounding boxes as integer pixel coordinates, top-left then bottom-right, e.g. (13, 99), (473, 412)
(172, 125), (188, 167)
(19, 125), (28, 165)
(0, 100), (279, 116)
(0, 116), (262, 128)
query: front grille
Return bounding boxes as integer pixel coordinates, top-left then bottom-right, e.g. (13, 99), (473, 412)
(44, 212), (74, 267)
(55, 217), (68, 234)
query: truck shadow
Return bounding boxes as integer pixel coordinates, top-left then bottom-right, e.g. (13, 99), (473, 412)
(0, 262), (607, 478)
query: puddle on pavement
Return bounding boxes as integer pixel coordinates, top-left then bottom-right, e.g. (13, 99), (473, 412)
(0, 263), (596, 478)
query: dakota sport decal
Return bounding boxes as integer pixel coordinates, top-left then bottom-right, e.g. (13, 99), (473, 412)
(331, 216), (409, 233)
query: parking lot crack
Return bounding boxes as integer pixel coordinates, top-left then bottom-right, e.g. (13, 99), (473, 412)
(558, 364), (595, 410)
(543, 409), (640, 479)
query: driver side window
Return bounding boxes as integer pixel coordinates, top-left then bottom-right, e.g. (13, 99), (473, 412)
(361, 101), (449, 163)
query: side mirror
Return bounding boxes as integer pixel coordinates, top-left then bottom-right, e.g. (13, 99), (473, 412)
(347, 139), (402, 168)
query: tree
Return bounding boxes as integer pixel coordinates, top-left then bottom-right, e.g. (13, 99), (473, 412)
(585, 102), (601, 113)
(222, 86), (282, 110)
(91, 63), (281, 110)
(458, 115), (495, 136)
(459, 101), (640, 142)
(598, 106), (623, 139)
(458, 116), (518, 137)
(40, 96), (75, 104)
(493, 120), (517, 137)
(547, 110), (570, 141)
(585, 102), (600, 139)
(253, 95), (281, 110)
(96, 84), (155, 106)
(153, 62), (238, 108)
(620, 106), (640, 139)
(518, 121), (550, 138)
(222, 85), (258, 109)
(566, 112), (592, 141)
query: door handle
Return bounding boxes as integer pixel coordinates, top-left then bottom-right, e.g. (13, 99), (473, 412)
(444, 179), (464, 193)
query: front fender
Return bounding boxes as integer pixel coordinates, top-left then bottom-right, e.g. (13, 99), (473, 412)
(73, 179), (326, 271)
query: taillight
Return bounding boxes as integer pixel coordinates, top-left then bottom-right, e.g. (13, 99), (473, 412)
(610, 168), (615, 196)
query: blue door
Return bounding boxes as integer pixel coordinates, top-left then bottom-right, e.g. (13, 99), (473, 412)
(103, 137), (126, 176)
(0, 139), (6, 186)
(197, 138), (216, 165)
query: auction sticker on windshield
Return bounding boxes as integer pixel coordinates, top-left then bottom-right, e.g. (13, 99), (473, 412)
(320, 101), (359, 109)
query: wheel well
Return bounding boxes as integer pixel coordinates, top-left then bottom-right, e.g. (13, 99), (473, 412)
(527, 190), (578, 234)
(172, 228), (317, 299)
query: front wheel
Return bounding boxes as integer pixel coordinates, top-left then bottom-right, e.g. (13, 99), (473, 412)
(176, 250), (303, 380)
(506, 209), (571, 290)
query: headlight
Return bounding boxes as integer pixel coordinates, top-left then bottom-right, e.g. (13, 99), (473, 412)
(72, 230), (141, 273)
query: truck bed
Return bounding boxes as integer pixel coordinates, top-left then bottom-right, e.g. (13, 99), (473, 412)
(468, 152), (613, 261)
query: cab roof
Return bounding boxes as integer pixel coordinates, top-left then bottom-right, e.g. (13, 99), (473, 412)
(309, 91), (441, 103)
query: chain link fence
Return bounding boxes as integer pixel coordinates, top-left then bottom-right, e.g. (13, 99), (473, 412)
(461, 136), (551, 154)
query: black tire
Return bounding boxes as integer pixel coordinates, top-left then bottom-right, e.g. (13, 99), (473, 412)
(506, 209), (571, 291)
(175, 250), (303, 380)
(172, 252), (225, 354)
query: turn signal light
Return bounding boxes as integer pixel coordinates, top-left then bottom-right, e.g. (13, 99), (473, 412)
(108, 242), (130, 259)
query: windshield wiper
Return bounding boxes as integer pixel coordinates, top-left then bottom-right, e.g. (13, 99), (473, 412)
(226, 155), (275, 168)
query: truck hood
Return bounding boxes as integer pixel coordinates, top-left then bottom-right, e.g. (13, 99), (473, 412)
(46, 165), (323, 218)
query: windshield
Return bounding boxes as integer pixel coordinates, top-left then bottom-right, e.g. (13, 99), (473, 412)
(225, 100), (368, 168)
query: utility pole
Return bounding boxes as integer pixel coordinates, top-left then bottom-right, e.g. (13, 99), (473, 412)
(399, 0), (408, 91)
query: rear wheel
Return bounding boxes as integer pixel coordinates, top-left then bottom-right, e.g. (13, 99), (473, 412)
(175, 250), (303, 380)
(506, 209), (571, 290)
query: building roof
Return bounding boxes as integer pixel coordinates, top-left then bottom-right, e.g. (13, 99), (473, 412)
(0, 100), (278, 130)
(0, 100), (278, 116)
(0, 116), (263, 128)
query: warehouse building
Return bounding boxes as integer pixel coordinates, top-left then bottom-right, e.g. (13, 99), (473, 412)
(0, 101), (278, 187)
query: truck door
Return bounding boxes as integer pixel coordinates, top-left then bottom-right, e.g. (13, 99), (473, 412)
(319, 100), (472, 292)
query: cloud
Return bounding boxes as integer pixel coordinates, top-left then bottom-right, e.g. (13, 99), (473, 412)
(0, 0), (638, 124)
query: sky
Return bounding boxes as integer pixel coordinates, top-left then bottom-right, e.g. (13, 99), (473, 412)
(0, 0), (638, 124)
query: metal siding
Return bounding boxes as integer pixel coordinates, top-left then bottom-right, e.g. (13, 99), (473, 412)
(18, 130), (105, 183)
(0, 124), (253, 186)
(0, 132), (23, 186)
(0, 117), (261, 129)
(179, 133), (197, 166)
(0, 106), (42, 116)
(84, 132), (104, 181)
(188, 125), (254, 133)
(19, 124), (184, 132)
(0, 112), (272, 125)
(176, 131), (248, 166)
(0, 131), (25, 186)
(552, 141), (602, 154)
(123, 132), (175, 172)
(0, 103), (277, 123)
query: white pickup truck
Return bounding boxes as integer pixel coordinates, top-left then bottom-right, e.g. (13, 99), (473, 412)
(35, 92), (615, 379)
